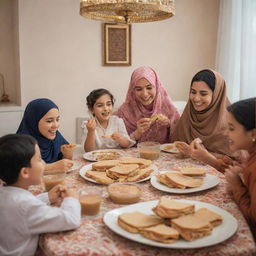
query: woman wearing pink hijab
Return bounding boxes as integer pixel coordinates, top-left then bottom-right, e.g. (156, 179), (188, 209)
(116, 66), (180, 143)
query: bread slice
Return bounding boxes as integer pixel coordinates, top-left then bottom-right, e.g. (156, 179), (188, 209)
(141, 224), (179, 243)
(106, 164), (139, 182)
(119, 157), (152, 169)
(193, 208), (223, 227)
(85, 170), (114, 184)
(171, 214), (213, 241)
(152, 197), (195, 218)
(156, 172), (177, 187)
(92, 160), (120, 171)
(180, 167), (206, 177)
(165, 172), (204, 188)
(126, 167), (153, 182)
(118, 211), (164, 233)
(92, 150), (121, 161)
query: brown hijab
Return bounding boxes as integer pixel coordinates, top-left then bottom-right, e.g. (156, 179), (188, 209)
(172, 69), (231, 156)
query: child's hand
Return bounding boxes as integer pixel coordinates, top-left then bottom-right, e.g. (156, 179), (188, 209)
(61, 188), (79, 200)
(48, 184), (67, 204)
(45, 159), (74, 174)
(225, 166), (243, 194)
(111, 132), (123, 142)
(86, 118), (96, 132)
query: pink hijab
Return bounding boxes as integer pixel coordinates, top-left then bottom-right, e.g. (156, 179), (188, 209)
(116, 66), (180, 143)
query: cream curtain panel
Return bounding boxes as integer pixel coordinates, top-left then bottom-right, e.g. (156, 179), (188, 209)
(215, 0), (256, 102)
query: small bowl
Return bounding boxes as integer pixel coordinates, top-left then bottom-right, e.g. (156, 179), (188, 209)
(137, 141), (160, 160)
(108, 183), (141, 204)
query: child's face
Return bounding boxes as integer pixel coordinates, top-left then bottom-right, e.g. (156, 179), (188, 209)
(27, 144), (45, 185)
(91, 94), (113, 123)
(226, 111), (254, 152)
(38, 108), (60, 140)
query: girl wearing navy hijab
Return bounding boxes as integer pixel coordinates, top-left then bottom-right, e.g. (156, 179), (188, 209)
(17, 98), (73, 172)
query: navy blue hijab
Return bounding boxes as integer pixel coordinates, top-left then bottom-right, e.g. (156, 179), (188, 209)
(17, 98), (68, 163)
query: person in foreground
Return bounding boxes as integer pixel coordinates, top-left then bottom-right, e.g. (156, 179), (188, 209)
(225, 98), (256, 239)
(116, 66), (180, 143)
(82, 88), (135, 152)
(17, 98), (73, 173)
(172, 69), (232, 172)
(0, 134), (81, 256)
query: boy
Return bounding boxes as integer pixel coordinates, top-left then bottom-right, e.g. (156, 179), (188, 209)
(0, 134), (81, 256)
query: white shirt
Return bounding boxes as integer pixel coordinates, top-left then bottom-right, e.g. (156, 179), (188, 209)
(81, 115), (135, 149)
(0, 186), (81, 256)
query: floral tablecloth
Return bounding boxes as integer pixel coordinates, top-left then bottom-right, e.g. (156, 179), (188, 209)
(33, 148), (256, 256)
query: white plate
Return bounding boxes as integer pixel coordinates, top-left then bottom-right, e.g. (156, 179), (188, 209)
(79, 164), (158, 184)
(160, 143), (179, 154)
(83, 149), (124, 162)
(150, 172), (219, 194)
(103, 199), (238, 249)
(67, 162), (82, 173)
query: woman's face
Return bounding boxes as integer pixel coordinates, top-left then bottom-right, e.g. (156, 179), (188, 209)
(134, 78), (156, 106)
(38, 108), (60, 140)
(226, 111), (255, 152)
(190, 81), (213, 111)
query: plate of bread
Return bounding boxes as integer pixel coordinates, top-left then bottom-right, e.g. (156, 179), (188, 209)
(103, 197), (237, 248)
(150, 167), (219, 194)
(83, 149), (124, 162)
(160, 143), (179, 154)
(79, 157), (158, 184)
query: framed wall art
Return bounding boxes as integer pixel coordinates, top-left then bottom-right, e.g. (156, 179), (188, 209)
(103, 23), (131, 66)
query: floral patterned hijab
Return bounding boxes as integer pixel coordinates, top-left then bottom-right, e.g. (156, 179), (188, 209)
(116, 66), (180, 143)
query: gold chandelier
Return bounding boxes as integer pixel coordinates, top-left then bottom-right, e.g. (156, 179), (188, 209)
(80, 0), (175, 23)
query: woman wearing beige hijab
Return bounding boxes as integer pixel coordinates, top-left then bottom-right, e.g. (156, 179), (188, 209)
(172, 69), (232, 172)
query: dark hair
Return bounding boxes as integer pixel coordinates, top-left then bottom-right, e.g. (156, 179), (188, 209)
(86, 88), (115, 110)
(0, 134), (37, 185)
(227, 97), (256, 131)
(191, 69), (216, 91)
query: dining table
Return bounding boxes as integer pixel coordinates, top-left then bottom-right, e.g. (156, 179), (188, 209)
(32, 148), (256, 256)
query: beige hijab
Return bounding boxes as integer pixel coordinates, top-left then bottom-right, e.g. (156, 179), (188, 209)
(172, 69), (231, 156)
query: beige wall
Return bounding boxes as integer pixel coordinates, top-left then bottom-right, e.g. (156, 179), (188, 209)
(17, 0), (219, 142)
(0, 0), (19, 104)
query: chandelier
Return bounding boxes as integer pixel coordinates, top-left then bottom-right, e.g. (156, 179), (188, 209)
(80, 0), (175, 23)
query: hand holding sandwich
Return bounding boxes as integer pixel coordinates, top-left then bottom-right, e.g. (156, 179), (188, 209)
(131, 118), (151, 140)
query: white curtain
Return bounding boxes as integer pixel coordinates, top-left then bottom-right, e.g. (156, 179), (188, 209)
(215, 0), (256, 102)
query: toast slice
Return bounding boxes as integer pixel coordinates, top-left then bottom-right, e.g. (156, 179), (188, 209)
(85, 169), (114, 184)
(141, 224), (179, 243)
(92, 160), (120, 171)
(118, 211), (164, 233)
(152, 197), (195, 218)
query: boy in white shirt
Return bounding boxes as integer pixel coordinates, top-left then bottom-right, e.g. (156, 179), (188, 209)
(0, 134), (81, 256)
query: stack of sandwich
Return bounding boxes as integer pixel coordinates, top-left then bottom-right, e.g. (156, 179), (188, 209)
(117, 196), (223, 243)
(92, 150), (121, 160)
(156, 169), (205, 189)
(85, 157), (153, 184)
